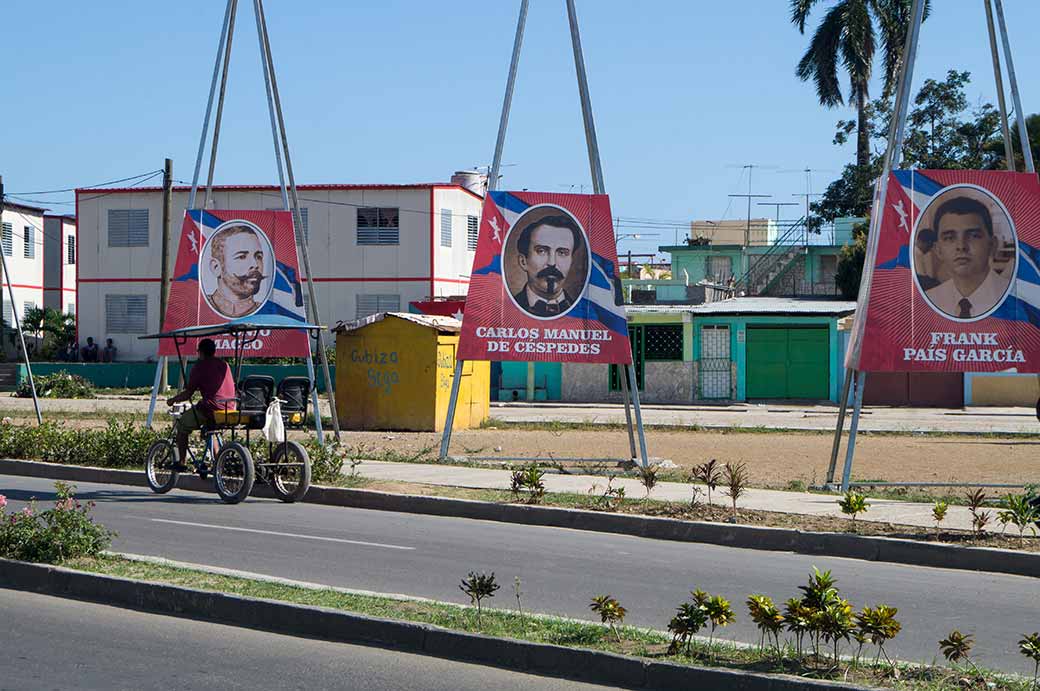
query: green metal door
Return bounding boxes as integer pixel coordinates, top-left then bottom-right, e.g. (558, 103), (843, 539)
(746, 327), (828, 400)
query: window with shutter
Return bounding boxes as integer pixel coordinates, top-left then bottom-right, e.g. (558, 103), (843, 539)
(67, 303), (76, 316)
(440, 209), (452, 247)
(1, 223), (11, 257)
(22, 302), (34, 318)
(105, 295), (148, 333)
(23, 226), (34, 259)
(356, 294), (400, 319)
(108, 209), (149, 247)
(467, 215), (479, 251)
(2, 302), (12, 327)
(357, 207), (399, 245)
(67, 235), (76, 264)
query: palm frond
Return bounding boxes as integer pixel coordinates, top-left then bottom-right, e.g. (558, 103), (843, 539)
(839, 0), (875, 101)
(790, 0), (823, 33)
(796, 1), (850, 107)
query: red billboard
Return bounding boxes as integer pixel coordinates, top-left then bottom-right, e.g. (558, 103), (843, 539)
(852, 170), (1040, 372)
(457, 191), (631, 363)
(158, 210), (310, 357)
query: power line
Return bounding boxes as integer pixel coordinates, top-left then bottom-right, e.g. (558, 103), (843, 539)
(7, 170), (163, 196)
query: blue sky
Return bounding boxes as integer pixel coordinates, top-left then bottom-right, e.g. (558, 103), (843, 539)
(4, 1), (1040, 257)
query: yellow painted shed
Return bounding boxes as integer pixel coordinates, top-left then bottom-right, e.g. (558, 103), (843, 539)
(332, 312), (489, 431)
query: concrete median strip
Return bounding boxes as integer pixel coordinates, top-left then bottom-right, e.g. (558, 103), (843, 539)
(1, 458), (1037, 578)
(0, 556), (876, 691)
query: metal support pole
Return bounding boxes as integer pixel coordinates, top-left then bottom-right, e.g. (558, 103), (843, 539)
(0, 176), (41, 424)
(440, 0), (529, 460)
(256, 0), (340, 441)
(617, 356), (638, 461)
(305, 352), (325, 444)
(203, 0), (239, 209)
(984, 0), (1015, 170)
(566, 0), (649, 468)
(159, 159), (173, 394)
(993, 0), (1035, 173)
(825, 368), (854, 485)
(840, 370), (867, 492)
(190, 0), (234, 209)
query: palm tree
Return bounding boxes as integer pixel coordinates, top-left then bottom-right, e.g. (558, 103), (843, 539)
(792, 0), (929, 167)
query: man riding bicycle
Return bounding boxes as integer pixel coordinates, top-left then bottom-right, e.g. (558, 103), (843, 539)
(166, 338), (237, 465)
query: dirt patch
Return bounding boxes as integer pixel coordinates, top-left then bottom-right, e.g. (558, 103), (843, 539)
(345, 427), (1040, 488)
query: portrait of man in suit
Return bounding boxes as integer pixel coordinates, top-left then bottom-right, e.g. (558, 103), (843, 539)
(914, 189), (1014, 320)
(509, 212), (587, 318)
(202, 222), (273, 319)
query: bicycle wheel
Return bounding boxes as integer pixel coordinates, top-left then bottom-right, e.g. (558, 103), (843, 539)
(213, 442), (255, 504)
(269, 441), (311, 503)
(145, 440), (179, 494)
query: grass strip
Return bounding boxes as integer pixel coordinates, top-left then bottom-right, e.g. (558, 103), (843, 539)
(60, 554), (1031, 691)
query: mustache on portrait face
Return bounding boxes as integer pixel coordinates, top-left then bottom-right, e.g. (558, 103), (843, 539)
(234, 271), (265, 282)
(536, 266), (565, 280)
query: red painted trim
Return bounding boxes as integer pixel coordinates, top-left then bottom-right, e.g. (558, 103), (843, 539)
(79, 277), (161, 283)
(43, 287), (77, 293)
(3, 283), (45, 290)
(305, 277), (431, 283)
(433, 277), (470, 284)
(75, 190), (79, 344)
(75, 182), (467, 195)
(429, 188), (436, 299)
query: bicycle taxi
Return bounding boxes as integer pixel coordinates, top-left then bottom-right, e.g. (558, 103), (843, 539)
(139, 320), (325, 504)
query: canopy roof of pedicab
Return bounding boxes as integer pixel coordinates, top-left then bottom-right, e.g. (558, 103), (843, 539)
(138, 315), (325, 340)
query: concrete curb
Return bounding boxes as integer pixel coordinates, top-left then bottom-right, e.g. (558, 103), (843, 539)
(2, 458), (1036, 579)
(0, 558), (875, 691)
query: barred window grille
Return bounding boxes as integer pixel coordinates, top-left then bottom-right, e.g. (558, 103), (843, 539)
(108, 209), (149, 247)
(440, 209), (452, 247)
(67, 303), (76, 316)
(67, 235), (76, 264)
(23, 226), (34, 259)
(105, 294), (148, 333)
(357, 207), (400, 245)
(356, 294), (400, 319)
(467, 215), (479, 251)
(2, 302), (12, 327)
(23, 302), (34, 318)
(1, 223), (11, 257)
(644, 325), (683, 360)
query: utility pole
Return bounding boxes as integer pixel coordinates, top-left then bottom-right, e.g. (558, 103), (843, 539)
(158, 158), (173, 392)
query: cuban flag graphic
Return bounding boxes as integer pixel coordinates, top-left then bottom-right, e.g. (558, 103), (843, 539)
(458, 191), (633, 364)
(158, 209), (310, 357)
(855, 169), (1040, 373)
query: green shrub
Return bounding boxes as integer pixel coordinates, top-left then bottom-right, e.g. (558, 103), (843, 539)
(17, 371), (96, 399)
(0, 419), (162, 468)
(303, 438), (345, 484)
(0, 481), (114, 563)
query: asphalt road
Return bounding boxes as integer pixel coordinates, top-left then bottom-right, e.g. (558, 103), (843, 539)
(2, 474), (1037, 675)
(0, 589), (621, 691)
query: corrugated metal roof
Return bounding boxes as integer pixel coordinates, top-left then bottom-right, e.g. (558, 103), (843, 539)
(333, 311), (462, 334)
(76, 182), (468, 195)
(626, 297), (856, 316)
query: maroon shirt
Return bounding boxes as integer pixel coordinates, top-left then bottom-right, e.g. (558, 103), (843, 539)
(187, 358), (237, 415)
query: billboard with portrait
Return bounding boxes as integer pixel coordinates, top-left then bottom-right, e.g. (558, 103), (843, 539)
(457, 191), (631, 363)
(852, 170), (1040, 372)
(158, 209), (310, 357)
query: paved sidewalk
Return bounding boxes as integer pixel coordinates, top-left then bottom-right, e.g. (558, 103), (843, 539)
(358, 460), (983, 532)
(491, 401), (1040, 435)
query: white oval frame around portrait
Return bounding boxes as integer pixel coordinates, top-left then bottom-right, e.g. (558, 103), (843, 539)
(501, 203), (592, 321)
(910, 183), (1017, 323)
(200, 219), (276, 320)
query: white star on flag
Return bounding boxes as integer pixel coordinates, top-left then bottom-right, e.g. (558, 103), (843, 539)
(188, 230), (199, 254)
(452, 310), (464, 322)
(489, 216), (502, 243)
(893, 199), (909, 233)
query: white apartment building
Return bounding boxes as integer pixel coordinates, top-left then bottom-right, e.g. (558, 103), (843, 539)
(75, 177), (485, 360)
(43, 214), (77, 316)
(0, 202), (48, 328)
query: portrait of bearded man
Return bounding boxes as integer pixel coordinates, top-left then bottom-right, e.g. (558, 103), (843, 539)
(205, 224), (269, 318)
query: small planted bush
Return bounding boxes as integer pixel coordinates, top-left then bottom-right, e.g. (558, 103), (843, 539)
(510, 464), (546, 504)
(855, 604), (901, 666)
(459, 571), (499, 626)
(589, 594), (627, 643)
(637, 464), (658, 499)
(668, 598), (709, 655)
(932, 500), (949, 539)
(691, 459), (721, 505)
(966, 488), (993, 538)
(747, 594), (784, 661)
(0, 482), (114, 563)
(17, 371), (95, 399)
(838, 490), (870, 526)
(997, 493), (1039, 544)
(1019, 632), (1040, 690)
(723, 462), (749, 514)
(939, 629), (979, 676)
